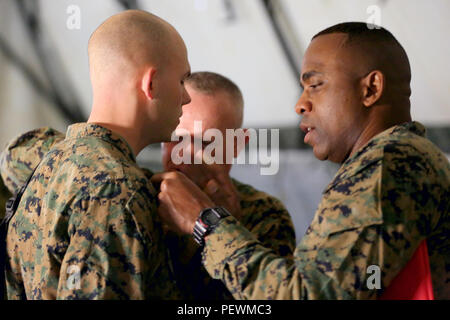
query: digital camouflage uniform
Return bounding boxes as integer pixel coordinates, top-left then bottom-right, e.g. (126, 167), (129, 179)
(202, 122), (450, 300)
(165, 178), (296, 300)
(0, 127), (297, 300)
(0, 124), (181, 299)
(0, 178), (11, 221)
(1, 127), (65, 195)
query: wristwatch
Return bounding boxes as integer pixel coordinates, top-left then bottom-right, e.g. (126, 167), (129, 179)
(193, 207), (230, 246)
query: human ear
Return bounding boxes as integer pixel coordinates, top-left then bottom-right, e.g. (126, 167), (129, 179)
(141, 68), (157, 100)
(361, 70), (384, 107)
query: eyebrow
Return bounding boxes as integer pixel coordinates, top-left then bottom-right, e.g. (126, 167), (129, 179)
(300, 71), (323, 89)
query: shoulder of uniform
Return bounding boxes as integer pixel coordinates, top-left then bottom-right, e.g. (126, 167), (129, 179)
(331, 127), (447, 187)
(232, 178), (270, 200)
(45, 137), (151, 193)
(380, 132), (449, 179)
(231, 178), (256, 195)
(140, 167), (155, 180)
(232, 178), (286, 208)
(1, 127), (65, 193)
(62, 136), (132, 172)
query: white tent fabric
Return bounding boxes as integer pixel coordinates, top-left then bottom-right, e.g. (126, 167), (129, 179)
(0, 0), (449, 241)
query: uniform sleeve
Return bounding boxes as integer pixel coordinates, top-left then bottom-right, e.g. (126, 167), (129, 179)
(0, 178), (11, 220)
(0, 127), (65, 194)
(168, 192), (297, 300)
(202, 150), (442, 300)
(55, 187), (162, 299)
(242, 196), (296, 257)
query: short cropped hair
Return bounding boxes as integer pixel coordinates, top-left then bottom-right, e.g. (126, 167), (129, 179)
(314, 22), (400, 44)
(186, 72), (244, 107)
(186, 72), (244, 126)
(313, 22), (411, 83)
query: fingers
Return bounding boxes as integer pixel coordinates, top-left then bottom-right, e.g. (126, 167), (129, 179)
(151, 171), (187, 185)
(150, 172), (171, 184)
(157, 201), (183, 235)
(203, 177), (242, 220)
(175, 165), (209, 188)
(204, 179), (220, 196)
(151, 170), (215, 234)
(150, 172), (167, 187)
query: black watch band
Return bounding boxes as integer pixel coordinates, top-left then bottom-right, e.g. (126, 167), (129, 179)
(193, 207), (230, 246)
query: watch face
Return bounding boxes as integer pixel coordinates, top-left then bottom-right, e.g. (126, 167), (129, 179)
(202, 210), (220, 226)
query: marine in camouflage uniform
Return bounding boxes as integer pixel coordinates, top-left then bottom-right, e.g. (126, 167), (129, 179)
(0, 127), (65, 195)
(0, 124), (181, 299)
(0, 178), (11, 221)
(166, 178), (295, 300)
(200, 122), (450, 299)
(1, 127), (296, 300)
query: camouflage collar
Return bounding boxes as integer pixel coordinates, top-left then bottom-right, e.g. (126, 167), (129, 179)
(66, 123), (136, 163)
(323, 121), (426, 194)
(386, 121), (426, 138)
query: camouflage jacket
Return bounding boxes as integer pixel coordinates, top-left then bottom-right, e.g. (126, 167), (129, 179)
(202, 122), (450, 300)
(1, 124), (181, 299)
(0, 178), (11, 221)
(0, 127), (297, 300)
(165, 179), (296, 300)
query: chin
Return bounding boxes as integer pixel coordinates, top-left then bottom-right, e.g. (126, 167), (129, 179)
(314, 153), (328, 162)
(313, 147), (328, 162)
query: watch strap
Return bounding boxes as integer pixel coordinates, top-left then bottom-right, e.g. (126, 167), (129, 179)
(193, 207), (230, 246)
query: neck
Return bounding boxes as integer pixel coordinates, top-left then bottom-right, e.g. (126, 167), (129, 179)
(348, 105), (411, 159)
(86, 119), (142, 156)
(88, 99), (150, 156)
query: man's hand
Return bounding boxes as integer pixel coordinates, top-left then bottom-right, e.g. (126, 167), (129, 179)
(170, 163), (243, 221)
(151, 171), (214, 235)
(204, 178), (243, 221)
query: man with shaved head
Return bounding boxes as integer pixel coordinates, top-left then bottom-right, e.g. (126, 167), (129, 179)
(87, 10), (191, 148)
(153, 23), (450, 299)
(1, 72), (296, 300)
(2, 10), (191, 299)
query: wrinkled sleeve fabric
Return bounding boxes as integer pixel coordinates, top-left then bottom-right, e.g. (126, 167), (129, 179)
(202, 148), (441, 300)
(168, 188), (297, 300)
(0, 178), (11, 220)
(55, 186), (159, 299)
(241, 196), (296, 257)
(0, 127), (65, 194)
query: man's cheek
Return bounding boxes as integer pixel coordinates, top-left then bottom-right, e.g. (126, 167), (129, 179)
(314, 127), (330, 149)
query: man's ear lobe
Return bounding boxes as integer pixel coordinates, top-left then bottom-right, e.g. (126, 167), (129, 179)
(141, 68), (157, 100)
(362, 70), (384, 108)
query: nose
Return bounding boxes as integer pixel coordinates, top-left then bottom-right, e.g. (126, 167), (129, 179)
(182, 86), (191, 106)
(295, 91), (312, 115)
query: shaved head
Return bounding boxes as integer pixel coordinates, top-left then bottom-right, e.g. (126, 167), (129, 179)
(88, 10), (181, 83)
(87, 10), (192, 155)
